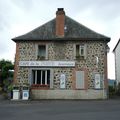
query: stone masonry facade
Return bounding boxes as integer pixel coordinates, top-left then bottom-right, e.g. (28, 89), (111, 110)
(14, 40), (107, 89)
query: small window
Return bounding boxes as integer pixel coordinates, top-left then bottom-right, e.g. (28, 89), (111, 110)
(76, 44), (86, 59)
(38, 45), (46, 60)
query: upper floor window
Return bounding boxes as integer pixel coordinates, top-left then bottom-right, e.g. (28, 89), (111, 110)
(37, 45), (48, 60)
(76, 44), (86, 59)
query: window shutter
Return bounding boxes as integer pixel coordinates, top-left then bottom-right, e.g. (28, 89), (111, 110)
(35, 44), (38, 59)
(84, 44), (87, 59)
(76, 71), (85, 89)
(73, 44), (76, 59)
(46, 44), (48, 59)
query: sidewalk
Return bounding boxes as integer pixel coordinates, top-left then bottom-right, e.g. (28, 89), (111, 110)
(109, 95), (120, 99)
(1, 93), (120, 105)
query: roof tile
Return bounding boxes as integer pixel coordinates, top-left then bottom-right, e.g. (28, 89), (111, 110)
(12, 16), (110, 42)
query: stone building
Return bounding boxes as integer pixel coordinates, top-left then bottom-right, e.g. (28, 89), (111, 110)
(113, 39), (120, 86)
(12, 8), (110, 99)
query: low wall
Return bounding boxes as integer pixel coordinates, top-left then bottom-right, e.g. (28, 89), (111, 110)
(31, 89), (107, 99)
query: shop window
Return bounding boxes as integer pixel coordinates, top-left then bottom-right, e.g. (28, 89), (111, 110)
(32, 70), (50, 87)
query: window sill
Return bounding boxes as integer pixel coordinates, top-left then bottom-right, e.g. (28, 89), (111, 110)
(31, 87), (49, 90)
(37, 56), (46, 60)
(31, 84), (49, 89)
(76, 56), (85, 60)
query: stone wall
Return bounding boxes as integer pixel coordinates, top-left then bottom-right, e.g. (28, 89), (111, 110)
(14, 42), (36, 84)
(19, 42), (36, 61)
(86, 42), (106, 89)
(53, 68), (74, 89)
(15, 41), (107, 89)
(31, 89), (107, 99)
(48, 42), (74, 60)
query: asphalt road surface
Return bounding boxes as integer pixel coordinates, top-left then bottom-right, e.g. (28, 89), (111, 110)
(0, 100), (120, 120)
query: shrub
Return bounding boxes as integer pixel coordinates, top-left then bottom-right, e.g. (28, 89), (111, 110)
(116, 83), (120, 96)
(0, 86), (2, 93)
(109, 86), (115, 97)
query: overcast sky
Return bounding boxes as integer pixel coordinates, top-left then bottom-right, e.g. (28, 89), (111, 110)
(0, 0), (120, 79)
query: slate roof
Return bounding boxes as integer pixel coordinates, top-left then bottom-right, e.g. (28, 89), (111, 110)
(12, 16), (110, 42)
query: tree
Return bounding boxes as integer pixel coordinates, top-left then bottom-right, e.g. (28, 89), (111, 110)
(0, 59), (14, 91)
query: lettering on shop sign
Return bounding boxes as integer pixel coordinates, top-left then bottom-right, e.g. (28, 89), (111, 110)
(19, 61), (75, 67)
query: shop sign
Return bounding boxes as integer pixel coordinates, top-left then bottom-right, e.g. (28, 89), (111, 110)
(19, 61), (75, 67)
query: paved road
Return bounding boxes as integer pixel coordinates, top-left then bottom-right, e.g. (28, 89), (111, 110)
(0, 100), (120, 120)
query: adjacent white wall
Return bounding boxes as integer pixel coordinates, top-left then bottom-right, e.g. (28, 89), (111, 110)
(114, 41), (120, 85)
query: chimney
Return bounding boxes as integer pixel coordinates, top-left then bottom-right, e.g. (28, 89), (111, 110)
(56, 8), (65, 37)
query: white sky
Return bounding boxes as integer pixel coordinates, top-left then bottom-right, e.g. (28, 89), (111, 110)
(0, 0), (120, 79)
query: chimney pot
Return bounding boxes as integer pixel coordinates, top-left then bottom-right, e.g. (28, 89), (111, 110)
(58, 8), (64, 11)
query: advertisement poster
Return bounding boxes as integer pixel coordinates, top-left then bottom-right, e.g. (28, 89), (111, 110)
(94, 74), (101, 89)
(60, 74), (66, 89)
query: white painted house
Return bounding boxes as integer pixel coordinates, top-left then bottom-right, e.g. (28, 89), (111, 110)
(113, 39), (120, 85)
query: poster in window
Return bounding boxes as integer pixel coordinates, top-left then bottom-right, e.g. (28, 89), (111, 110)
(60, 74), (66, 89)
(94, 74), (101, 89)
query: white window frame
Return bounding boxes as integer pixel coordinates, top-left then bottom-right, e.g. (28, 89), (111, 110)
(79, 45), (85, 57)
(30, 68), (53, 88)
(32, 69), (50, 85)
(74, 44), (87, 59)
